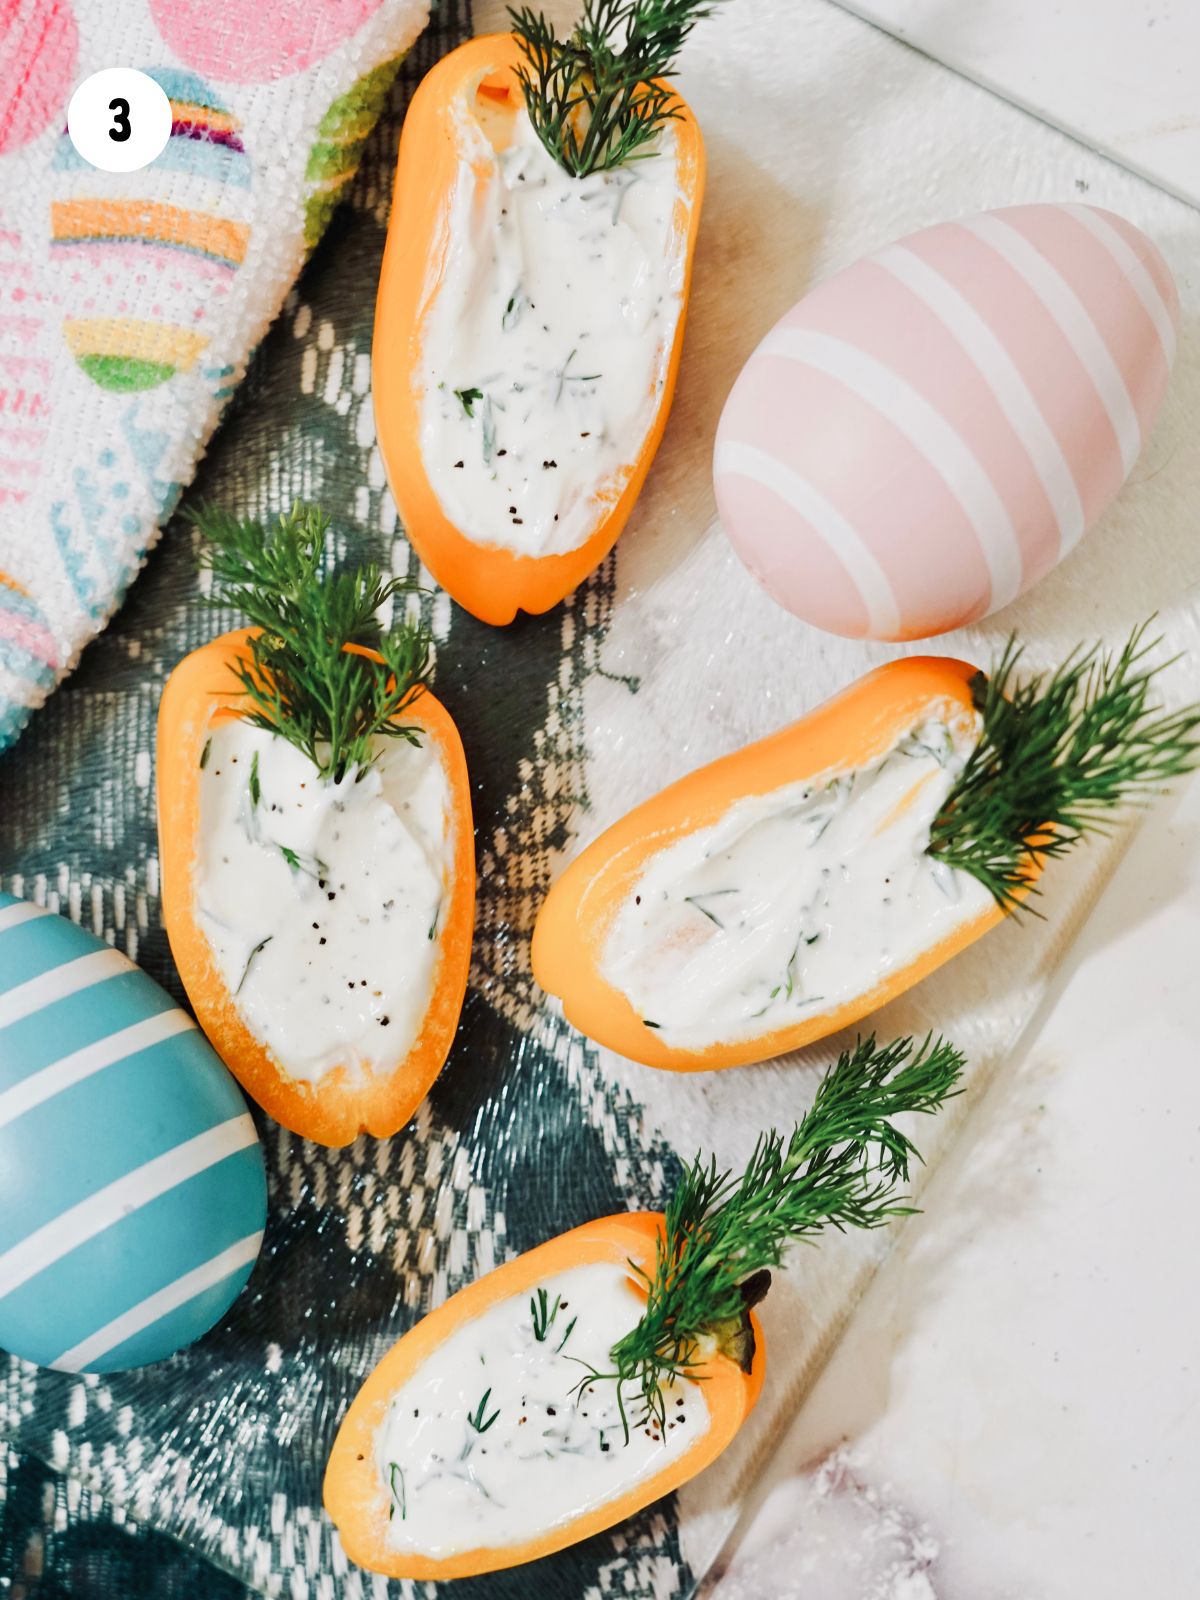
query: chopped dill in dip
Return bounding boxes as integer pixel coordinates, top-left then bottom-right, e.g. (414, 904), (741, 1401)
(417, 93), (684, 558)
(195, 718), (451, 1084)
(376, 1262), (707, 1555)
(602, 713), (994, 1050)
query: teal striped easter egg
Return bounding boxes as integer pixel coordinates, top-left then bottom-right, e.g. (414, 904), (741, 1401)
(0, 893), (267, 1372)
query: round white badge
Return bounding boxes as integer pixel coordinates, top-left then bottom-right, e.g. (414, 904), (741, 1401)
(66, 68), (173, 174)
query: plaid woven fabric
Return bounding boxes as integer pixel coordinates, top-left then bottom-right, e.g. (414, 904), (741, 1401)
(0, 5), (698, 1595)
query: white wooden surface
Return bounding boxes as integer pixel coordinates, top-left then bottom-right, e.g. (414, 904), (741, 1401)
(835, 0), (1200, 210)
(471, 3), (1200, 1592)
(706, 778), (1200, 1597)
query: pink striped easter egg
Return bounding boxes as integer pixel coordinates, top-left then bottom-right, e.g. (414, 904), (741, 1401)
(713, 204), (1178, 640)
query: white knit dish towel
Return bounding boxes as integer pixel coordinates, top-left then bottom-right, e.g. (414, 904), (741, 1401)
(0, 0), (431, 748)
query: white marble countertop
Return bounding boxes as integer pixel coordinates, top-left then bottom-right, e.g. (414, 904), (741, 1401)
(705, 777), (1200, 1596)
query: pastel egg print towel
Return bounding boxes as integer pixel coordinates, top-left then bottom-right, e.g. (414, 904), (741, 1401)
(0, 0), (431, 750)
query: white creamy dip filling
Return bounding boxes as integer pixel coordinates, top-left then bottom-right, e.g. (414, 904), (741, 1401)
(602, 714), (994, 1052)
(194, 718), (451, 1084)
(417, 89), (682, 558)
(376, 1262), (708, 1555)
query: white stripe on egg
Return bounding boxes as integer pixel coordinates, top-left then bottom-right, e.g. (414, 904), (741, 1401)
(762, 327), (1025, 612)
(1063, 204), (1178, 367)
(0, 948), (130, 1028)
(0, 901), (50, 935)
(875, 243), (1086, 559)
(0, 1010), (196, 1131)
(714, 439), (902, 637)
(0, 1113), (259, 1298)
(963, 214), (1142, 475)
(51, 1231), (264, 1372)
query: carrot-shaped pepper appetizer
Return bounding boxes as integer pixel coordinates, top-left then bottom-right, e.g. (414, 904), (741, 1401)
(325, 1031), (964, 1578)
(158, 504), (475, 1147)
(534, 624), (1200, 1071)
(372, 1), (715, 625)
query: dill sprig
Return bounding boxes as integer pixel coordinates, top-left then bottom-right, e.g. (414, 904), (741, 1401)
(467, 1388), (501, 1434)
(509, 0), (724, 177)
(530, 1287), (562, 1341)
(191, 502), (433, 783)
(387, 1462), (406, 1521)
(929, 620), (1200, 914)
(588, 1034), (964, 1433)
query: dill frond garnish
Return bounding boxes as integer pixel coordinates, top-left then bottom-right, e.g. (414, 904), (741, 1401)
(584, 1033), (964, 1434)
(509, 0), (724, 177)
(530, 1287), (562, 1341)
(191, 502), (433, 783)
(929, 620), (1200, 915)
(236, 934), (273, 995)
(467, 1388), (501, 1434)
(387, 1462), (406, 1521)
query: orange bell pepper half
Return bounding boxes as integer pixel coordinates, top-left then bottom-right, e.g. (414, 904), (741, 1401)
(323, 1211), (763, 1579)
(157, 629), (475, 1146)
(372, 33), (706, 625)
(533, 656), (1042, 1071)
